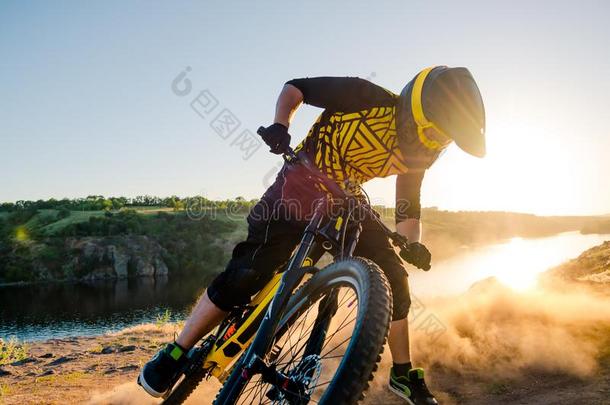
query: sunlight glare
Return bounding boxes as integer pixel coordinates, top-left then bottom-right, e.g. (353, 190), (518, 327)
(484, 237), (539, 291)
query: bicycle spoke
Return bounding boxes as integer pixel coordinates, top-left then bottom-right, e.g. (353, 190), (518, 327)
(277, 300), (316, 366)
(311, 380), (332, 390)
(276, 288), (357, 370)
(320, 334), (352, 360)
(256, 380), (267, 404)
(319, 304), (357, 352)
(275, 305), (324, 367)
(240, 378), (261, 397)
(235, 283), (364, 404)
(274, 295), (325, 367)
(267, 291), (358, 402)
(241, 376), (265, 404)
(336, 288), (355, 308)
(296, 289), (332, 344)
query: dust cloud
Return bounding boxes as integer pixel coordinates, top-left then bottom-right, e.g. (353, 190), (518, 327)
(88, 278), (610, 404)
(87, 324), (222, 405)
(87, 379), (222, 405)
(410, 278), (610, 378)
(364, 278), (610, 404)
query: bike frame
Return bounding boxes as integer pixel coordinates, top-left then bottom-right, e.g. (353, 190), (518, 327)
(204, 271), (283, 381)
(201, 197), (340, 382)
(191, 147), (407, 403)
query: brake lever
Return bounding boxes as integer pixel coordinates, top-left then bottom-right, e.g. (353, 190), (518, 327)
(390, 231), (407, 244)
(282, 149), (299, 164)
(390, 232), (410, 251)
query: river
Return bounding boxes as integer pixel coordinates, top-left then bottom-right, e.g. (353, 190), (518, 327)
(409, 231), (610, 297)
(1, 232), (608, 342)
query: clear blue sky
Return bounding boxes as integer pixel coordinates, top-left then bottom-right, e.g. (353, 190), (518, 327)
(1, 0), (609, 215)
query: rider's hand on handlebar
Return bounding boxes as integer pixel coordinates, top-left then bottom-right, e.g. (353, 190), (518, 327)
(259, 123), (291, 155)
(400, 242), (432, 271)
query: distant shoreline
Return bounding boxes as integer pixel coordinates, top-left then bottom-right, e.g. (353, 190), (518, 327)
(2, 205), (609, 286)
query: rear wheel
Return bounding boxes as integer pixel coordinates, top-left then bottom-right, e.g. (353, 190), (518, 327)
(161, 367), (209, 405)
(214, 257), (392, 404)
(161, 336), (217, 405)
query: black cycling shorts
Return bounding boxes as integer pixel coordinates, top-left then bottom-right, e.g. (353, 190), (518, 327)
(207, 167), (412, 321)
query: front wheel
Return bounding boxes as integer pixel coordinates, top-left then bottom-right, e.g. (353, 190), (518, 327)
(214, 257), (393, 405)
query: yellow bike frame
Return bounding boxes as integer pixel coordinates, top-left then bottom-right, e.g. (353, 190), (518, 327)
(203, 272), (284, 382)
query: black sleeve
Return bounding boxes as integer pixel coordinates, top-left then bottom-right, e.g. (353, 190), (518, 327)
(285, 77), (396, 112)
(395, 170), (425, 223)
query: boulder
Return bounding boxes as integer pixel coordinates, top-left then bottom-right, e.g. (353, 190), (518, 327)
(135, 258), (155, 277)
(155, 257), (169, 276)
(68, 236), (169, 280)
(47, 356), (74, 366)
(11, 357), (38, 366)
(107, 245), (129, 278)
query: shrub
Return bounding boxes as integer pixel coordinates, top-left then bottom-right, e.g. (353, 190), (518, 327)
(0, 337), (29, 365)
(56, 208), (71, 220)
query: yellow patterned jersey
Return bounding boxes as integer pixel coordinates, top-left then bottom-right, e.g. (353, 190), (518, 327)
(296, 105), (407, 194)
(285, 76), (432, 220)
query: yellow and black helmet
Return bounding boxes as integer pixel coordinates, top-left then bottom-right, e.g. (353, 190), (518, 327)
(397, 66), (486, 159)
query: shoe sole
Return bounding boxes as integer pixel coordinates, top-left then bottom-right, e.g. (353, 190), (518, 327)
(137, 369), (167, 398)
(388, 382), (416, 405)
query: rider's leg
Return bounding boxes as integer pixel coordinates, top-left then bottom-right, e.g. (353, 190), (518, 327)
(175, 290), (228, 349)
(388, 317), (411, 364)
(179, 211), (304, 349)
(353, 226), (414, 362)
(138, 200), (302, 397)
(353, 217), (438, 404)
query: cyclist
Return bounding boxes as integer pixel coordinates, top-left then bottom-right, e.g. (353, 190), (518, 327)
(139, 66), (486, 404)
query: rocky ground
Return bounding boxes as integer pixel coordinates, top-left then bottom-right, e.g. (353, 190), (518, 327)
(2, 240), (610, 404)
(0, 322), (608, 405)
(0, 325), (175, 404)
(544, 240), (610, 283)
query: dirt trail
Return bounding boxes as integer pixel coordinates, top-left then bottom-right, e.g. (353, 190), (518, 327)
(1, 325), (608, 405)
(2, 279), (610, 405)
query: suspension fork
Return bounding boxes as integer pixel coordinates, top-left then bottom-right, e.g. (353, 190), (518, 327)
(296, 208), (362, 361)
(303, 218), (361, 361)
(342, 221), (362, 259)
(301, 288), (339, 363)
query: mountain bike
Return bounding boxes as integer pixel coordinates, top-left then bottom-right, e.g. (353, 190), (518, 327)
(159, 128), (421, 405)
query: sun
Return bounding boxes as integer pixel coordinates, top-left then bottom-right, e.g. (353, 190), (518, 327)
(424, 119), (580, 215)
(487, 237), (542, 291)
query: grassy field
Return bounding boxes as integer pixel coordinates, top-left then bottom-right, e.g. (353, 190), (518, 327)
(37, 208), (181, 236)
(14, 206), (610, 251)
(41, 210), (107, 235)
(0, 206), (247, 284)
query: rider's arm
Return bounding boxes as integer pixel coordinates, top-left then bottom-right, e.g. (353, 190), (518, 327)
(274, 84), (304, 128)
(285, 77), (396, 112)
(395, 170), (426, 243)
